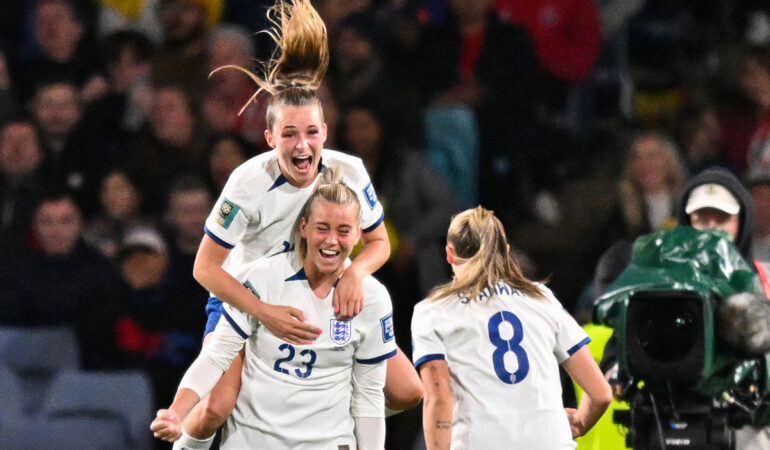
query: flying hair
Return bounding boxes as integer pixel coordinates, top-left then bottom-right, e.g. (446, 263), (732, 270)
(209, 0), (329, 119)
(292, 167), (361, 262)
(428, 206), (545, 302)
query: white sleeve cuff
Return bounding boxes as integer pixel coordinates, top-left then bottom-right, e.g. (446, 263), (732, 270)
(351, 359), (387, 418)
(354, 416), (385, 450)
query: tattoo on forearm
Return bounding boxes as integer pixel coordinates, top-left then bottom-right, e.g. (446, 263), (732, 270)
(436, 420), (452, 430)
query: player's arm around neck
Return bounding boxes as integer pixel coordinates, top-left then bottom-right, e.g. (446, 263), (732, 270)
(334, 222), (390, 318)
(562, 346), (613, 438)
(420, 359), (453, 450)
(193, 235), (321, 345)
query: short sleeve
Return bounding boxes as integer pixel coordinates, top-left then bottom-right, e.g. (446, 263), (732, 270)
(220, 302), (255, 339)
(204, 167), (255, 248)
(553, 306), (590, 364)
(344, 158), (385, 233)
(354, 285), (397, 364)
(410, 301), (447, 370)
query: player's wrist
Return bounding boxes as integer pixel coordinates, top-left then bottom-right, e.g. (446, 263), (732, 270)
(248, 298), (269, 321)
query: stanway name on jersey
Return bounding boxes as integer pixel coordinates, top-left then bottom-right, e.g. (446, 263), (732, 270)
(460, 282), (520, 303)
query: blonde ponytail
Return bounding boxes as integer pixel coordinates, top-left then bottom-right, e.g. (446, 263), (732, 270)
(428, 206), (545, 302)
(210, 0), (329, 122)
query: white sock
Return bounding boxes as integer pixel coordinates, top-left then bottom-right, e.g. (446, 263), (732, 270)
(172, 426), (215, 450)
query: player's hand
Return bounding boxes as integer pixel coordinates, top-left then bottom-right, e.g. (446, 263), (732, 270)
(334, 266), (364, 319)
(150, 408), (182, 442)
(258, 303), (322, 345)
(565, 407), (584, 438)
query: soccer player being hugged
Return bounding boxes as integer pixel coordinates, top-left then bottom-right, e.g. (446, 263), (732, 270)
(152, 171), (396, 448)
(412, 207), (612, 449)
(151, 0), (421, 447)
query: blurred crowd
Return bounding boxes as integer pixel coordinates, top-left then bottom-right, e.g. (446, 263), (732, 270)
(2, 0), (770, 447)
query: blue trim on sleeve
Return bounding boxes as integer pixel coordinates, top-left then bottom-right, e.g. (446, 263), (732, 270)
(204, 226), (235, 249)
(362, 212), (385, 233)
(414, 353), (445, 369)
(222, 309), (250, 340)
(567, 337), (591, 356)
(356, 349), (397, 364)
(268, 174), (288, 192)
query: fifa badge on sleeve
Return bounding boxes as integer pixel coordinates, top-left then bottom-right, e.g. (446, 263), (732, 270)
(362, 182), (378, 210)
(380, 313), (394, 343)
(216, 198), (240, 229)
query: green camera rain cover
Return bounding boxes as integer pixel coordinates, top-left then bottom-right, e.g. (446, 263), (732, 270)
(593, 227), (770, 419)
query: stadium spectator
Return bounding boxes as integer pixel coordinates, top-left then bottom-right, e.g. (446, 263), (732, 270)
(0, 119), (45, 249)
(83, 169), (148, 259)
(673, 100), (735, 177)
(114, 225), (200, 410)
(414, 0), (544, 227)
(741, 44), (770, 179)
(203, 24), (266, 145)
(151, 0), (223, 92)
(30, 79), (104, 213)
(204, 134), (249, 193)
(749, 170), (770, 262)
(123, 82), (207, 214)
(0, 192), (120, 369)
(161, 174), (212, 329)
(600, 129), (686, 246)
(15, 0), (103, 103)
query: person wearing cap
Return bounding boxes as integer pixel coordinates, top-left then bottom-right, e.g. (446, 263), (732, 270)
(676, 167), (770, 297)
(115, 225), (200, 412)
(592, 167), (770, 449)
(676, 166), (770, 450)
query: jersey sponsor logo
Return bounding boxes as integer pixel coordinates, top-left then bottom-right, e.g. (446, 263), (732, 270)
(216, 198), (240, 229)
(338, 446), (350, 450)
(380, 313), (394, 343)
(330, 319), (351, 345)
(362, 182), (378, 210)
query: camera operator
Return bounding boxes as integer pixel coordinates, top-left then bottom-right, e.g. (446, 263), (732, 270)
(594, 167), (770, 448)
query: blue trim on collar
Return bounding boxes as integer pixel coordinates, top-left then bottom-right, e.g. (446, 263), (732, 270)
(363, 212), (385, 233)
(567, 337), (592, 356)
(222, 309), (250, 340)
(356, 349), (397, 364)
(285, 268), (308, 281)
(204, 226), (235, 249)
(414, 353), (445, 369)
(268, 173), (288, 192)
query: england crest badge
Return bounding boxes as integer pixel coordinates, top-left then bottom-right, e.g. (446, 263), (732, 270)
(330, 319), (351, 345)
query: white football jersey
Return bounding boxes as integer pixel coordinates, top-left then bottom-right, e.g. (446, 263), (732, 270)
(411, 282), (589, 450)
(216, 252), (397, 449)
(204, 149), (385, 281)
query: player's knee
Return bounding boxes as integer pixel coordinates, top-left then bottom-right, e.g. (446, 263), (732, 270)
(200, 393), (237, 426)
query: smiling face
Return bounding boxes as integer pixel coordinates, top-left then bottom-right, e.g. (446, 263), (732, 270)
(300, 198), (361, 278)
(265, 104), (327, 188)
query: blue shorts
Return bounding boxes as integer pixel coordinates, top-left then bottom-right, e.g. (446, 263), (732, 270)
(204, 297), (224, 336)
